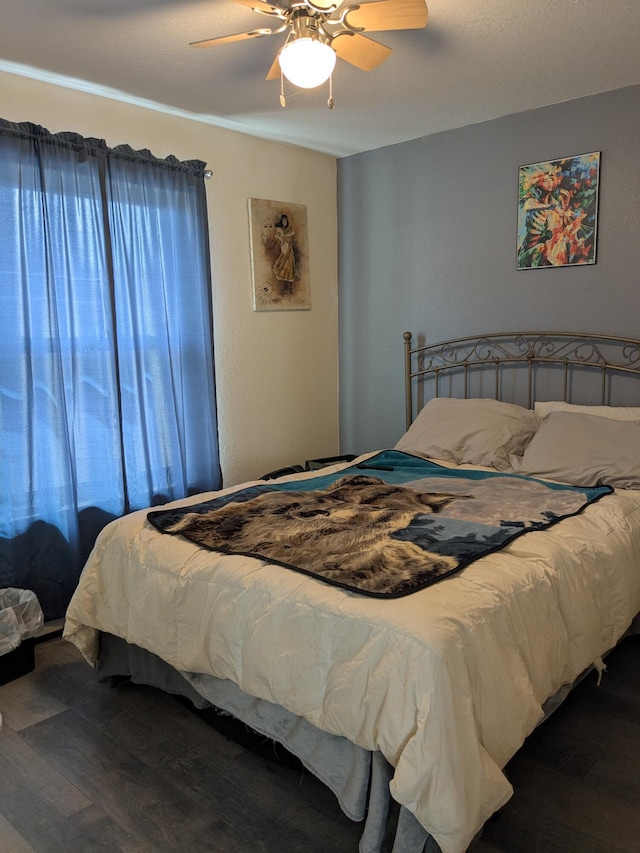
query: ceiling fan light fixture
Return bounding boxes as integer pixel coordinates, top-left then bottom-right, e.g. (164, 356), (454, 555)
(279, 37), (336, 88)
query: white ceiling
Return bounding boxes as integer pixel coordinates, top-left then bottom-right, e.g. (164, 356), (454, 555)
(1, 0), (639, 157)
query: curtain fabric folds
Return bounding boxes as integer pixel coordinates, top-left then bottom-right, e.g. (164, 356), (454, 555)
(0, 119), (221, 618)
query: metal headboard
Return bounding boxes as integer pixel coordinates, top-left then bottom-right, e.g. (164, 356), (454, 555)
(404, 331), (640, 429)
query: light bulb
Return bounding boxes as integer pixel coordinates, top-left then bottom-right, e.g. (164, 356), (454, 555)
(279, 38), (336, 89)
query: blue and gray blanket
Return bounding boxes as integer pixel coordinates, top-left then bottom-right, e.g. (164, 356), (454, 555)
(147, 450), (611, 598)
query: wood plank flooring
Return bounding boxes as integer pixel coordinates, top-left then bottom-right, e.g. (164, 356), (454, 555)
(0, 634), (638, 852)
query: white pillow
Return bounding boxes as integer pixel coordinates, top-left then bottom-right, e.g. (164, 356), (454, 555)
(535, 401), (640, 421)
(395, 397), (539, 471)
(517, 410), (640, 488)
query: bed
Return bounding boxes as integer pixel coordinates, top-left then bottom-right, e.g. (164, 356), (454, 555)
(64, 330), (640, 853)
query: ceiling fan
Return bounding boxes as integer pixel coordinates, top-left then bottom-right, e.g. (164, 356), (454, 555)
(190, 0), (428, 107)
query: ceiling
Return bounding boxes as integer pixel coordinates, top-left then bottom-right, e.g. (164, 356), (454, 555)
(1, 0), (639, 157)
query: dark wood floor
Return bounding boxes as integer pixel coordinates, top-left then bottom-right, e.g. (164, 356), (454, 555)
(0, 633), (638, 853)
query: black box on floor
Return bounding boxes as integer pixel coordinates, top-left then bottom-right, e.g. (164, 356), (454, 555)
(0, 637), (35, 686)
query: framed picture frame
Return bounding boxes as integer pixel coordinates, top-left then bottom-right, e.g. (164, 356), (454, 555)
(248, 198), (311, 311)
(516, 151), (600, 270)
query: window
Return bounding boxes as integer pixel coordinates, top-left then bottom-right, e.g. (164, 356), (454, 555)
(0, 120), (221, 617)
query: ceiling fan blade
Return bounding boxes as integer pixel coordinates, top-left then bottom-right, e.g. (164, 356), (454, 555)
(190, 28), (273, 48)
(344, 0), (427, 32)
(266, 51), (282, 80)
(332, 32), (392, 71)
(229, 0), (283, 14)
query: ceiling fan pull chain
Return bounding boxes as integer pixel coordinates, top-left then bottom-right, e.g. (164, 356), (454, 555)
(327, 73), (334, 109)
(280, 70), (287, 108)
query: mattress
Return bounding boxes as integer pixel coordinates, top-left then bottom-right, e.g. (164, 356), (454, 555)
(64, 455), (640, 853)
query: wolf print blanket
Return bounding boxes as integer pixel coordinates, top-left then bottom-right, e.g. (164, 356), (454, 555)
(147, 451), (612, 598)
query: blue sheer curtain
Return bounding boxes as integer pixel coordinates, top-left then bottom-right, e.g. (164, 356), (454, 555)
(0, 120), (221, 618)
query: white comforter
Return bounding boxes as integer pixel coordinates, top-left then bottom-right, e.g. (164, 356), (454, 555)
(64, 456), (640, 853)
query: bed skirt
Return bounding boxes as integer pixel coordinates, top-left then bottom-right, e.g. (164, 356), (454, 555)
(96, 632), (439, 853)
(95, 617), (639, 853)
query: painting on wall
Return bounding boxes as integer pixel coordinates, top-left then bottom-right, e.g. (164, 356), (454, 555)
(249, 198), (311, 311)
(516, 151), (600, 270)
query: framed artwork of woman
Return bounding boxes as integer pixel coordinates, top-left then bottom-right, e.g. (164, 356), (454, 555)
(249, 198), (311, 310)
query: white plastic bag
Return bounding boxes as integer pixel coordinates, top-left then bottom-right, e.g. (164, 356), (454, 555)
(0, 588), (44, 656)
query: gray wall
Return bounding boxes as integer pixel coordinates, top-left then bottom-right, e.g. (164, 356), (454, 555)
(337, 85), (640, 455)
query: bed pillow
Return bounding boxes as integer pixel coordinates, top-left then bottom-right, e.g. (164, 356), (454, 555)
(535, 401), (640, 421)
(395, 397), (539, 470)
(516, 410), (640, 488)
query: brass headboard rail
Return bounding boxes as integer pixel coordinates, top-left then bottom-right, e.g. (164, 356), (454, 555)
(404, 331), (640, 429)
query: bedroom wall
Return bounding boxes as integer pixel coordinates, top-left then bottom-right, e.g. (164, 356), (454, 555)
(338, 85), (640, 455)
(0, 69), (339, 487)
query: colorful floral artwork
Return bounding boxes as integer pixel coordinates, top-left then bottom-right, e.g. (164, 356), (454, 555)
(517, 152), (600, 270)
(249, 198), (311, 311)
